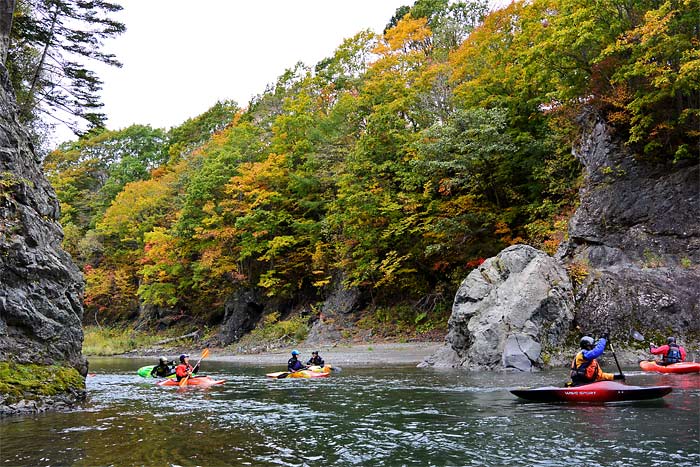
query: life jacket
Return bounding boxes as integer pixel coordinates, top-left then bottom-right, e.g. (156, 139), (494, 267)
(175, 363), (194, 380)
(288, 357), (304, 372)
(151, 364), (173, 377)
(570, 351), (600, 384)
(307, 356), (324, 366)
(664, 344), (682, 364)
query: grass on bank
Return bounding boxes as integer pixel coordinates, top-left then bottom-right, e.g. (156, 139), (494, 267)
(233, 312), (309, 352)
(82, 325), (203, 356)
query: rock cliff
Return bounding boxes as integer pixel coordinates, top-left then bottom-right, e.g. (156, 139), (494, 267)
(558, 113), (700, 340)
(425, 113), (699, 370)
(0, 65), (86, 414)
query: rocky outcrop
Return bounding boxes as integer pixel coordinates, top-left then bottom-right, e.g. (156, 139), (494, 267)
(426, 113), (699, 372)
(421, 245), (574, 370)
(558, 113), (700, 339)
(306, 272), (362, 345)
(213, 288), (265, 345)
(0, 64), (86, 413)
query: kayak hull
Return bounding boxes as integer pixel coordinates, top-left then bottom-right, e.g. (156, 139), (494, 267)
(639, 360), (700, 374)
(266, 370), (330, 379)
(157, 376), (225, 387)
(511, 381), (672, 403)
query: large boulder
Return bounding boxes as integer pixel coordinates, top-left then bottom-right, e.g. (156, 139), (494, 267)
(0, 64), (86, 414)
(422, 245), (574, 370)
(558, 113), (700, 339)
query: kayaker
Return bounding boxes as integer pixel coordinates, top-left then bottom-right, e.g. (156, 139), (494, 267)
(287, 349), (307, 373)
(306, 350), (325, 367)
(569, 335), (624, 386)
(649, 337), (687, 365)
(150, 356), (176, 378)
(175, 354), (200, 382)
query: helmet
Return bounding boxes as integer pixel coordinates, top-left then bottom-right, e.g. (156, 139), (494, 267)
(179, 354), (189, 362)
(291, 349), (300, 356)
(312, 351), (319, 355)
(667, 336), (676, 344)
(580, 336), (594, 349)
(159, 356), (168, 364)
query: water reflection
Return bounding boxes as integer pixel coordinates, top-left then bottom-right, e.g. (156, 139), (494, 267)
(0, 359), (698, 467)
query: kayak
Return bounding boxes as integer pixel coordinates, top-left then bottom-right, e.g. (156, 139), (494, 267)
(511, 381), (672, 403)
(639, 360), (700, 374)
(266, 369), (330, 379)
(156, 376), (225, 387)
(137, 365), (175, 378)
(307, 365), (332, 374)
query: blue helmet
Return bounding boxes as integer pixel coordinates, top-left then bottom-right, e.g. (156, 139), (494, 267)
(179, 354), (189, 362)
(291, 349), (300, 356)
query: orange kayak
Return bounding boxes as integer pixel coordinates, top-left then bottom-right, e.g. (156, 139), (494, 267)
(156, 376), (225, 387)
(639, 360), (700, 374)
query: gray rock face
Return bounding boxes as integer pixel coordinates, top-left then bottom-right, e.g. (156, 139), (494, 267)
(0, 65), (86, 409)
(214, 288), (265, 345)
(560, 114), (700, 338)
(422, 245), (574, 370)
(306, 272), (362, 345)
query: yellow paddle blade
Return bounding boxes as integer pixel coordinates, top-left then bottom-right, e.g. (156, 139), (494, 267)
(201, 348), (210, 359)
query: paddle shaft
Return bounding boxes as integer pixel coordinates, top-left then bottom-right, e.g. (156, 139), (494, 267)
(608, 340), (624, 377)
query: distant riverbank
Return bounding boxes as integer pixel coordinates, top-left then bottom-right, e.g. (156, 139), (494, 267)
(118, 341), (446, 367)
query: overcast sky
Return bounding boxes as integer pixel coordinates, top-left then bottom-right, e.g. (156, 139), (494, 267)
(52, 0), (509, 144)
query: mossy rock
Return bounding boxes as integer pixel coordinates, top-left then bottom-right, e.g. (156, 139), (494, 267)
(0, 362), (85, 405)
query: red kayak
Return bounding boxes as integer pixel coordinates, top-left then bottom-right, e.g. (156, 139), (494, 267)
(156, 376), (225, 387)
(640, 360), (700, 374)
(511, 381), (672, 403)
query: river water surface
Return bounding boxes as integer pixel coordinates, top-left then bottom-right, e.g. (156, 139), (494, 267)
(1, 358), (698, 466)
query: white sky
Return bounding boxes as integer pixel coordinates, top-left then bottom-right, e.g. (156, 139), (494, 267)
(52, 0), (510, 144)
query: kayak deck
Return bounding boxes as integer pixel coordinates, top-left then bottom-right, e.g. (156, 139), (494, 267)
(511, 381), (672, 403)
(639, 360), (700, 374)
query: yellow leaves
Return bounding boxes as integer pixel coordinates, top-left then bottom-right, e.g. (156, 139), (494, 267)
(376, 15), (433, 56)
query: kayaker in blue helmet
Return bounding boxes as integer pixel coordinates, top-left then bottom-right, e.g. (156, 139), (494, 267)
(287, 349), (307, 373)
(150, 356), (175, 378)
(649, 337), (687, 365)
(569, 333), (623, 386)
(175, 354), (200, 381)
(306, 350), (325, 367)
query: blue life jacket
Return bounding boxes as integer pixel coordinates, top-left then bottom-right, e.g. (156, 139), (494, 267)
(664, 344), (682, 364)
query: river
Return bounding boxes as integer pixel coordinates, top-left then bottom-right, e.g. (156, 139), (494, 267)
(1, 358), (698, 466)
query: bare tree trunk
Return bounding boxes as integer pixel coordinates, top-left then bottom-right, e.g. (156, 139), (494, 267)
(0, 0), (16, 64)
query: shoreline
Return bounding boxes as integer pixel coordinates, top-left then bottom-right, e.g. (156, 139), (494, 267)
(103, 341), (695, 369)
(112, 341), (446, 367)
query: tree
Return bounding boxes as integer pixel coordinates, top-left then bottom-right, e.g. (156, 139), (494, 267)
(6, 0), (125, 140)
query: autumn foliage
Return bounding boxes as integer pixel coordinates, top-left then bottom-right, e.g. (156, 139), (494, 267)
(46, 0), (698, 328)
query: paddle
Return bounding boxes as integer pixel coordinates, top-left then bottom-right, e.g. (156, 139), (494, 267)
(179, 348), (210, 387)
(607, 337), (624, 379)
(631, 329), (645, 342)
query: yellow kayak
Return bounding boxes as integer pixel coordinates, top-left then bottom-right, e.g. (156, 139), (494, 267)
(266, 365), (332, 379)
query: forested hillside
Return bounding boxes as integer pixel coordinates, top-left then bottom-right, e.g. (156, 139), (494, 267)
(44, 0), (699, 337)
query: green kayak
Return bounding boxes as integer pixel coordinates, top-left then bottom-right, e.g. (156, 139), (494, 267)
(137, 365), (175, 378)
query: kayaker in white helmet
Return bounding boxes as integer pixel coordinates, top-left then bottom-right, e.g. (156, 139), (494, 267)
(150, 356), (175, 378)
